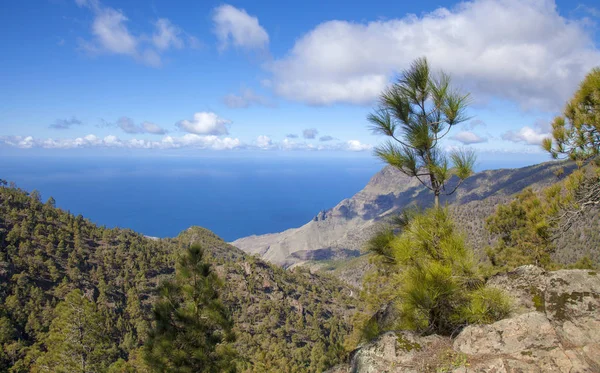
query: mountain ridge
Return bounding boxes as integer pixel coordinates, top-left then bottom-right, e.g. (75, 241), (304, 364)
(232, 160), (575, 267)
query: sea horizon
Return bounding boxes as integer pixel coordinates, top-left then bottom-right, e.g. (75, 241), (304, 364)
(1, 151), (552, 241)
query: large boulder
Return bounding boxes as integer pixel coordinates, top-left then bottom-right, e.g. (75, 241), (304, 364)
(331, 267), (600, 372)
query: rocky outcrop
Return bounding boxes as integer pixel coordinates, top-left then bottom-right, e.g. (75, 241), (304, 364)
(233, 162), (573, 267)
(329, 266), (600, 372)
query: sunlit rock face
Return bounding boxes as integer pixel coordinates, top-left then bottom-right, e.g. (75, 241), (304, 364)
(327, 266), (600, 373)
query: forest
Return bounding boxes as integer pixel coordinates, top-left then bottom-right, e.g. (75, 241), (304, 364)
(0, 181), (357, 372)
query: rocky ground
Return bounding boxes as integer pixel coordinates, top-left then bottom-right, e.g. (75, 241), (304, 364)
(327, 266), (600, 372)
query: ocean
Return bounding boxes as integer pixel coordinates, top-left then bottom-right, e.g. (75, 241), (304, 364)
(0, 151), (550, 241)
(0, 154), (383, 241)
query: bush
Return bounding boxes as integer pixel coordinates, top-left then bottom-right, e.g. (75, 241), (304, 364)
(458, 287), (512, 325)
(362, 208), (511, 337)
(486, 162), (600, 271)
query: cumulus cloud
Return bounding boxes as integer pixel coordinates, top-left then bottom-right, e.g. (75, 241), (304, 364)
(502, 120), (551, 145)
(255, 135), (273, 149)
(268, 0), (600, 109)
(49, 117), (83, 130)
(176, 112), (230, 135)
(451, 131), (488, 144)
(223, 88), (273, 108)
(0, 134), (241, 150)
(346, 140), (372, 152)
(1, 134), (374, 152)
(286, 134), (299, 139)
(213, 4), (269, 51)
(115, 117), (167, 134)
(319, 135), (334, 142)
(77, 0), (195, 66)
(302, 128), (318, 139)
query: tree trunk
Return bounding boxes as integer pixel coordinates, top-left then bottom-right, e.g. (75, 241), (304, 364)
(434, 193), (440, 209)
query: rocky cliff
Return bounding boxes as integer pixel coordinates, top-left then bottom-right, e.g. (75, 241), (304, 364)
(233, 161), (573, 267)
(327, 266), (600, 372)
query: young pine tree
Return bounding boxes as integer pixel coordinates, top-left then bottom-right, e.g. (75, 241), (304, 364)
(368, 57), (476, 208)
(364, 208), (510, 336)
(144, 245), (236, 373)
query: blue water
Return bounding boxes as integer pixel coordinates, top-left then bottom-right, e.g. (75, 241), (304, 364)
(0, 151), (552, 241)
(0, 154), (383, 241)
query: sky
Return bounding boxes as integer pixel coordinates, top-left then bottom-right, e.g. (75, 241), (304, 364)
(1, 0), (599, 160)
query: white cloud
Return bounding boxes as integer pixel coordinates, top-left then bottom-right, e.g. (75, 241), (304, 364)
(213, 4), (269, 51)
(451, 131), (488, 144)
(0, 134), (375, 152)
(346, 140), (372, 151)
(303, 128), (318, 139)
(176, 112), (230, 135)
(502, 120), (551, 145)
(279, 138), (317, 151)
(80, 6), (140, 57)
(77, 0), (195, 66)
(319, 135), (334, 142)
(255, 135), (273, 149)
(0, 134), (241, 150)
(269, 0), (600, 108)
(223, 88), (273, 108)
(152, 18), (184, 51)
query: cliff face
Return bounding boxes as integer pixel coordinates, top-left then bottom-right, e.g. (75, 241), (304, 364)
(327, 266), (600, 373)
(232, 161), (573, 267)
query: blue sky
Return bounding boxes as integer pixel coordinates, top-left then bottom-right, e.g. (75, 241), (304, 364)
(1, 0), (599, 159)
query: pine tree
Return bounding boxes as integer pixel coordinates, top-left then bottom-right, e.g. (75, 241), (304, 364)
(144, 245), (236, 373)
(365, 208), (510, 336)
(543, 67), (600, 163)
(368, 57), (475, 208)
(32, 289), (114, 373)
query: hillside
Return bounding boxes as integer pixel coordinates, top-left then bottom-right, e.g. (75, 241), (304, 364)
(0, 183), (358, 372)
(233, 161), (576, 268)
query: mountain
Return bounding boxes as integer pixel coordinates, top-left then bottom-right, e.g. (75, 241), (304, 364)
(232, 161), (576, 268)
(0, 184), (358, 372)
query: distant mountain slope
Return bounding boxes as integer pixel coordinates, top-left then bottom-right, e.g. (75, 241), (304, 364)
(0, 184), (357, 372)
(232, 161), (575, 267)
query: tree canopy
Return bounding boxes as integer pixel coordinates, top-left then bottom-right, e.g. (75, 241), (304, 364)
(368, 57), (476, 207)
(543, 67), (600, 163)
(144, 245), (236, 373)
(33, 289), (115, 373)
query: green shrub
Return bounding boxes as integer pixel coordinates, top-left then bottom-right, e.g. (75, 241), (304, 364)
(363, 208), (510, 337)
(458, 287), (512, 325)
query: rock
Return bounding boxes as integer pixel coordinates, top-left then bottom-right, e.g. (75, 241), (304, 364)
(340, 267), (600, 373)
(454, 312), (558, 355)
(326, 331), (450, 373)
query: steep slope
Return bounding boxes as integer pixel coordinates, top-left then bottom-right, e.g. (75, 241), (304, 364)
(0, 184), (357, 372)
(233, 161), (574, 267)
